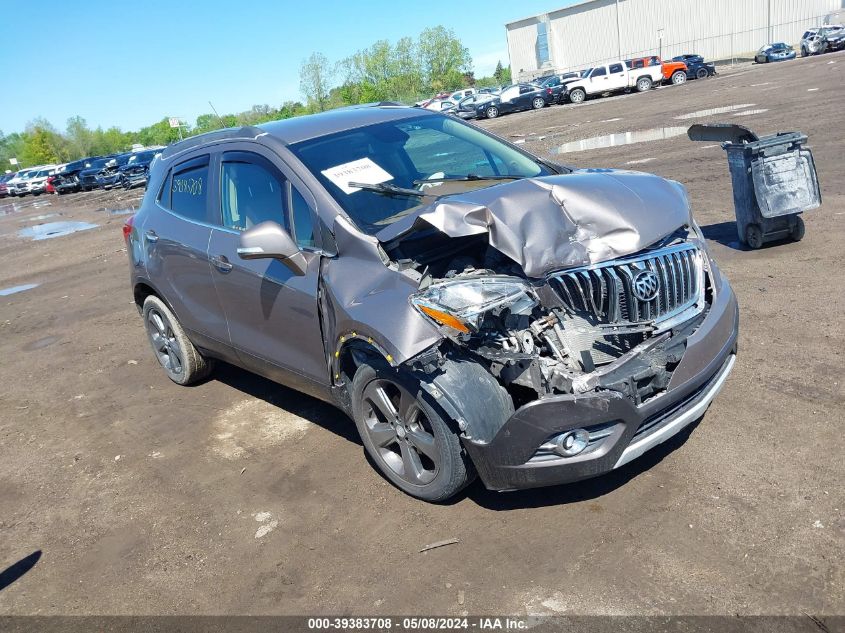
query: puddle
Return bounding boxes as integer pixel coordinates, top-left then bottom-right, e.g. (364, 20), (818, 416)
(0, 283), (39, 296)
(23, 335), (59, 351)
(18, 221), (99, 241)
(733, 109), (768, 116)
(552, 127), (689, 154)
(674, 104), (756, 120)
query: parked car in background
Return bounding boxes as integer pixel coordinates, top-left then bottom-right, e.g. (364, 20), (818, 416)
(126, 107), (738, 501)
(476, 83), (554, 118)
(449, 88), (476, 102)
(78, 156), (117, 191)
(672, 54), (717, 79)
(96, 153), (134, 189)
(28, 167), (56, 195)
(424, 99), (459, 113)
(52, 157), (99, 194)
(800, 25), (845, 56)
(627, 56), (688, 85)
(119, 149), (162, 189)
(11, 167), (50, 196)
(754, 43), (796, 63)
(0, 172), (15, 198)
(452, 93), (496, 120)
(563, 60), (662, 103)
(539, 70), (589, 103)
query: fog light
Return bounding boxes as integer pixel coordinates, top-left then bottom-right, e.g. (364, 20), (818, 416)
(554, 429), (590, 457)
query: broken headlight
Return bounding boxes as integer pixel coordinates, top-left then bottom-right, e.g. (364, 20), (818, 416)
(411, 277), (536, 334)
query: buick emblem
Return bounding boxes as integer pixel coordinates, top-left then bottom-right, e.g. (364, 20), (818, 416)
(633, 270), (660, 302)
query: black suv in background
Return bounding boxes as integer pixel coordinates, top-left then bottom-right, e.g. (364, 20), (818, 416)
(79, 156), (117, 191)
(118, 149), (162, 189)
(96, 153), (134, 189)
(53, 157), (101, 194)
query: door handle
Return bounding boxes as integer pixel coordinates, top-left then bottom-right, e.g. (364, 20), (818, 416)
(145, 229), (159, 243)
(211, 255), (233, 273)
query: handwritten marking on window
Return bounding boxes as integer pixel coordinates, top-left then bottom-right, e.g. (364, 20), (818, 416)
(173, 176), (203, 196)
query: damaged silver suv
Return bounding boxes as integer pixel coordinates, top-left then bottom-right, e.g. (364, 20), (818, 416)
(126, 106), (738, 501)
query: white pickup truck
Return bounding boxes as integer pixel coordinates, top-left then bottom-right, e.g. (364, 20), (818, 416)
(563, 60), (663, 104)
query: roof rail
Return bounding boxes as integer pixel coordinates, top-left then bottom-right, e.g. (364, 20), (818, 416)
(160, 126), (264, 160)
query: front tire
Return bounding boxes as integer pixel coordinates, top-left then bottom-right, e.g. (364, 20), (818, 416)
(351, 363), (473, 502)
(671, 70), (687, 85)
(791, 216), (805, 242)
(142, 295), (214, 385)
(696, 68), (708, 79)
(485, 105), (499, 119)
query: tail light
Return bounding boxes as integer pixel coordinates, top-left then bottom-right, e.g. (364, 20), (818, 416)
(123, 215), (135, 243)
(546, 88), (552, 94)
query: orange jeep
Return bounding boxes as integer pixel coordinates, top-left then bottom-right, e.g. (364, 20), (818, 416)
(627, 56), (688, 85)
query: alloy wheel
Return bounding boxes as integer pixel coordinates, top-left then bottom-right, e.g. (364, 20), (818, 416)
(361, 379), (439, 486)
(145, 308), (184, 376)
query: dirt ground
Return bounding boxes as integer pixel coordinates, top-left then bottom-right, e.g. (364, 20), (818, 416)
(0, 52), (843, 617)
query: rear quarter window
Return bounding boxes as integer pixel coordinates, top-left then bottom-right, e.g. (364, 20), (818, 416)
(171, 163), (209, 222)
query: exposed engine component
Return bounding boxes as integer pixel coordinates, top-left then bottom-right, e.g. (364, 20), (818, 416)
(405, 240), (712, 408)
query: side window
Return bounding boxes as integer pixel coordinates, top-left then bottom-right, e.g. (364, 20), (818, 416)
(290, 186), (316, 249)
(170, 160), (209, 222)
(591, 66), (607, 78)
(220, 159), (287, 231)
(609, 63), (623, 74)
(158, 170), (172, 207)
(519, 85), (531, 94)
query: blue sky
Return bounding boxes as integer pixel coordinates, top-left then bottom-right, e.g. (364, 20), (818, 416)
(0, 0), (574, 135)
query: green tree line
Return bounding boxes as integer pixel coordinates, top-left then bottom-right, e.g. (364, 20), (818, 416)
(1, 25), (510, 171)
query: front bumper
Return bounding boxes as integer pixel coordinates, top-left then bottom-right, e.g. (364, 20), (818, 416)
(463, 274), (739, 491)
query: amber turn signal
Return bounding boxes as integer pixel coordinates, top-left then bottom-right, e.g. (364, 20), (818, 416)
(418, 305), (470, 333)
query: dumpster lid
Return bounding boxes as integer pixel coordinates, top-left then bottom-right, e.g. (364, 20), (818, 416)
(687, 124), (759, 144)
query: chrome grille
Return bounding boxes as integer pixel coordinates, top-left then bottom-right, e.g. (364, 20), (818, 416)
(550, 244), (702, 324)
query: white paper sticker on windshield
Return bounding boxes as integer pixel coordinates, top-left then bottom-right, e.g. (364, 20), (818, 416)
(321, 158), (392, 194)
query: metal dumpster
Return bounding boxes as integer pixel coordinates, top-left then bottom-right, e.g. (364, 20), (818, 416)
(688, 124), (821, 249)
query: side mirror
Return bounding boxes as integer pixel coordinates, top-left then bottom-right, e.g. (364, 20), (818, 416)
(237, 221), (307, 276)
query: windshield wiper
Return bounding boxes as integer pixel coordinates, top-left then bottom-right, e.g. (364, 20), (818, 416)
(347, 181), (428, 198)
(412, 174), (524, 185)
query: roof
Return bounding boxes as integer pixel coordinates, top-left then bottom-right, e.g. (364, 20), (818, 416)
(258, 106), (436, 145)
(505, 0), (605, 28)
(158, 106), (436, 160)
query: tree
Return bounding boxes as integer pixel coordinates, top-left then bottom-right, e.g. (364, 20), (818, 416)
(493, 60), (505, 85)
(65, 116), (94, 158)
(299, 52), (334, 112)
(417, 26), (473, 92)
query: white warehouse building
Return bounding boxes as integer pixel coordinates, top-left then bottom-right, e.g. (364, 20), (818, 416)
(506, 0), (845, 81)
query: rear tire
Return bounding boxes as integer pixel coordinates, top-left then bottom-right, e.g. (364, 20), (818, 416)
(142, 295), (214, 385)
(351, 363), (474, 502)
(671, 71), (687, 85)
(531, 97), (546, 109)
(569, 88), (586, 103)
(636, 77), (653, 92)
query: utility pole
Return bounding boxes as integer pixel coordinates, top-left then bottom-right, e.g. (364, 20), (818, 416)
(615, 0), (622, 59)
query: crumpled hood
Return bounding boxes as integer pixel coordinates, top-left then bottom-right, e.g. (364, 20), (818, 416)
(376, 170), (692, 278)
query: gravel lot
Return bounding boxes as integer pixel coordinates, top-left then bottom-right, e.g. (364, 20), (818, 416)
(0, 53), (842, 616)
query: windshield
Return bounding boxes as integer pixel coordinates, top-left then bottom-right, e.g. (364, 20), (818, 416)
(289, 114), (550, 235)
